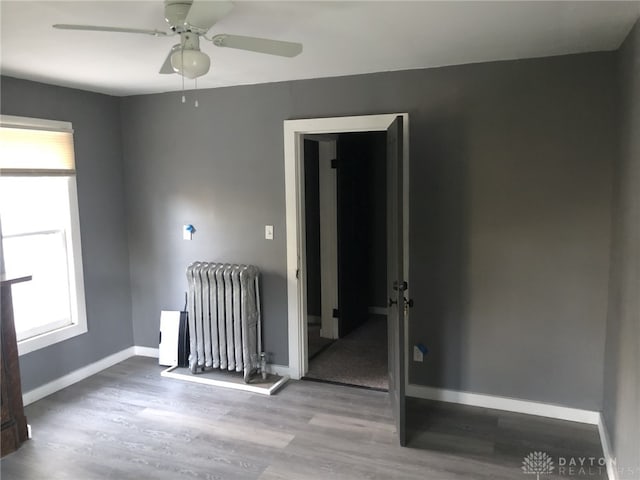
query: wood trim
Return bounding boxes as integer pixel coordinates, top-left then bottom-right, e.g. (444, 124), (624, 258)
(318, 140), (339, 340)
(21, 346), (295, 406)
(284, 113), (410, 380)
(0, 115), (73, 133)
(265, 363), (294, 377)
(368, 306), (388, 316)
(22, 347), (135, 406)
(16, 178), (88, 357)
(133, 346), (160, 358)
(406, 383), (600, 424)
(597, 413), (618, 480)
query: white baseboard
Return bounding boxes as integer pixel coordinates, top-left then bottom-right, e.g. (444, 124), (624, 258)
(406, 384), (600, 425)
(266, 363), (294, 378)
(408, 383), (616, 479)
(22, 346), (135, 406)
(597, 413), (618, 480)
(368, 306), (388, 316)
(22, 346), (613, 471)
(133, 346), (159, 358)
(22, 345), (293, 405)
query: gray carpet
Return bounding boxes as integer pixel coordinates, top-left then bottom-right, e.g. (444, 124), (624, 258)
(305, 315), (388, 390)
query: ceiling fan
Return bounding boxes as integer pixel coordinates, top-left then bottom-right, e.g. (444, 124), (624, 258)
(53, 0), (303, 79)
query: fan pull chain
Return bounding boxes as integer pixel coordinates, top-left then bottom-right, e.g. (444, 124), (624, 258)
(194, 78), (199, 107)
(181, 48), (186, 104)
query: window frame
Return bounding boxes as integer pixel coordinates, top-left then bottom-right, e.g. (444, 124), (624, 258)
(5, 229), (74, 341)
(0, 115), (88, 356)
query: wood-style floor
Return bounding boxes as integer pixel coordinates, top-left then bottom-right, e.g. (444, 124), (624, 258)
(1, 357), (607, 479)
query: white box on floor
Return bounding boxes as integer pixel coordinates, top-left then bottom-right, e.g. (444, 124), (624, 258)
(159, 311), (181, 367)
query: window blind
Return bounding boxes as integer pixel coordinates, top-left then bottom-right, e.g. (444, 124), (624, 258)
(0, 116), (75, 175)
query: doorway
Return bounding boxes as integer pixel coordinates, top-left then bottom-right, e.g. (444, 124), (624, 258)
(283, 114), (409, 381)
(302, 132), (388, 390)
(283, 113), (409, 445)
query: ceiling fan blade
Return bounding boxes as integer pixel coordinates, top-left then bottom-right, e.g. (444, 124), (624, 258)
(211, 34), (302, 57)
(53, 24), (168, 36)
(185, 0), (234, 33)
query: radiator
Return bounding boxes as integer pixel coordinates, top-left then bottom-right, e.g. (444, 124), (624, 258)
(186, 262), (264, 382)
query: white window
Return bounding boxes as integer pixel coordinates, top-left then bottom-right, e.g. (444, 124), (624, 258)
(0, 115), (87, 355)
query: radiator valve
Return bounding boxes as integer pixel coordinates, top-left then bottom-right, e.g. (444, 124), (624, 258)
(260, 352), (267, 380)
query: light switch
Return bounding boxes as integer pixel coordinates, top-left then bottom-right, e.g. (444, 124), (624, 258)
(265, 225), (274, 240)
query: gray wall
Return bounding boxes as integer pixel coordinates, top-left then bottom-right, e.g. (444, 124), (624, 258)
(0, 76), (133, 392)
(121, 51), (616, 409)
(416, 55), (616, 410)
(604, 20), (640, 478)
(120, 84), (292, 365)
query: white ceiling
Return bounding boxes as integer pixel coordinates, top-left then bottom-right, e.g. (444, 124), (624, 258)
(1, 1), (639, 96)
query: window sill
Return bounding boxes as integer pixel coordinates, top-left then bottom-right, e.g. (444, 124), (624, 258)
(18, 322), (87, 356)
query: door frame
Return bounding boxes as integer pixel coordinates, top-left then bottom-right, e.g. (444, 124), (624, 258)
(283, 114), (410, 380)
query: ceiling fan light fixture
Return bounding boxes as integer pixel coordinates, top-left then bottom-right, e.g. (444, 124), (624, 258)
(170, 49), (210, 79)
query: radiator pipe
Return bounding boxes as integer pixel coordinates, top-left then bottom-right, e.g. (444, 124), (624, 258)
(260, 352), (267, 380)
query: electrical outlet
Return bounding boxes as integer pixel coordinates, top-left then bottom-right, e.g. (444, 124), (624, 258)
(413, 345), (423, 362)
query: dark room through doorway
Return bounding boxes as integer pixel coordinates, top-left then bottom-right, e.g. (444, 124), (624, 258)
(303, 132), (388, 390)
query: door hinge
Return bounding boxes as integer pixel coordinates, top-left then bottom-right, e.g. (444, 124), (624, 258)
(332, 308), (339, 318)
(331, 158), (338, 169)
(393, 280), (408, 292)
